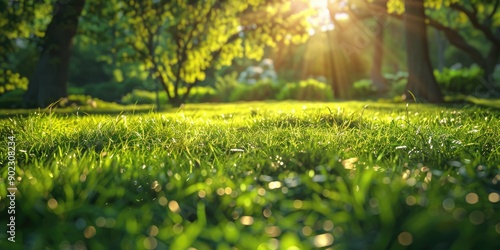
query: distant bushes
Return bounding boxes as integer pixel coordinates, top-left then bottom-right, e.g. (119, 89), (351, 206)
(350, 79), (377, 99)
(277, 79), (334, 101)
(83, 80), (143, 102)
(434, 65), (485, 94)
(349, 66), (487, 99)
(121, 86), (217, 105)
(229, 80), (281, 101)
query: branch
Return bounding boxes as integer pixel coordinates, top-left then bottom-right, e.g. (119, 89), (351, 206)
(428, 19), (485, 65)
(390, 12), (487, 68)
(488, 0), (499, 21)
(450, 2), (500, 44)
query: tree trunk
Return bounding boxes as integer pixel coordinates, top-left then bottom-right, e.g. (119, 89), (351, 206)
(23, 0), (86, 108)
(403, 0), (443, 103)
(368, 0), (389, 94)
(434, 29), (446, 72)
(370, 16), (388, 93)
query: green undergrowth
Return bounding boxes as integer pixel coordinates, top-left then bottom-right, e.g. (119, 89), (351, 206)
(0, 101), (499, 249)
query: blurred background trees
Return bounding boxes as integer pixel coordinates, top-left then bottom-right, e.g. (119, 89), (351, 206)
(0, 0), (499, 108)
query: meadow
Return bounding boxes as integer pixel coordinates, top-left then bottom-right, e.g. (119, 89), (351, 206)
(0, 101), (499, 249)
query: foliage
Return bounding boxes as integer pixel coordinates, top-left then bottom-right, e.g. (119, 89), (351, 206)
(0, 70), (28, 94)
(277, 79), (334, 101)
(213, 72), (240, 102)
(434, 66), (485, 94)
(0, 89), (25, 108)
(0, 1), (52, 95)
(84, 79), (140, 102)
(122, 87), (217, 105)
(97, 0), (312, 105)
(229, 81), (281, 102)
(0, 102), (499, 249)
(350, 79), (378, 98)
(121, 89), (167, 105)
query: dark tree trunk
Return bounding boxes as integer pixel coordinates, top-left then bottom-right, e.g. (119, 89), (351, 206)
(435, 29), (446, 71)
(24, 0), (86, 108)
(369, 0), (389, 94)
(370, 16), (388, 93)
(403, 0), (443, 103)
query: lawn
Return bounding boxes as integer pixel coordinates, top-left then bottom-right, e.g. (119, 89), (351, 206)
(0, 101), (499, 249)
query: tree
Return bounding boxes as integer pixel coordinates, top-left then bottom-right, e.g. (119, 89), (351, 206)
(23, 0), (86, 107)
(427, 0), (500, 85)
(403, 0), (443, 102)
(0, 0), (52, 95)
(110, 0), (311, 107)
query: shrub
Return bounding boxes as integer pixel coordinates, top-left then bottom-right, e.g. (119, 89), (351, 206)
(84, 82), (126, 102)
(350, 79), (377, 98)
(434, 66), (484, 94)
(213, 72), (239, 102)
(121, 89), (168, 105)
(229, 80), (281, 102)
(0, 89), (25, 108)
(277, 79), (334, 101)
(122, 87), (217, 105)
(82, 79), (145, 102)
(187, 86), (217, 103)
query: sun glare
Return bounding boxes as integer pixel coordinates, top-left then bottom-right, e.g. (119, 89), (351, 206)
(309, 0), (328, 9)
(308, 0), (333, 35)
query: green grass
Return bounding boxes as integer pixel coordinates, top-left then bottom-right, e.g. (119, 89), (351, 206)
(0, 101), (499, 249)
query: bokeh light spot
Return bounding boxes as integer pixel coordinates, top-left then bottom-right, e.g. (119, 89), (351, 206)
(293, 199), (303, 209)
(143, 236), (157, 250)
(323, 220), (334, 231)
(265, 226), (281, 237)
(469, 211), (485, 225)
(240, 216), (254, 226)
(84, 226), (96, 239)
(405, 196), (416, 206)
(442, 198), (455, 211)
(149, 225), (159, 237)
(488, 193), (499, 203)
(158, 196), (168, 206)
(302, 226), (312, 236)
(47, 198), (58, 209)
(313, 233), (334, 248)
(398, 232), (413, 246)
(465, 193), (479, 204)
(168, 200), (181, 213)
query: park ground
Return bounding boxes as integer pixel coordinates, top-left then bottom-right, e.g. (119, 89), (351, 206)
(0, 100), (499, 249)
